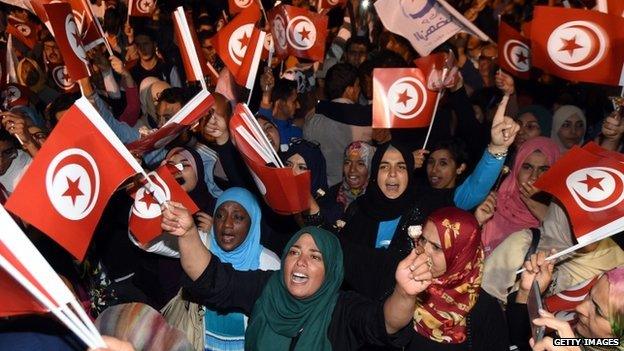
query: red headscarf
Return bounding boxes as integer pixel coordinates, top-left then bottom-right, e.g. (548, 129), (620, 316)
(481, 136), (561, 255)
(414, 207), (483, 344)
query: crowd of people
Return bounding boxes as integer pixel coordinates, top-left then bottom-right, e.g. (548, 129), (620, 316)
(1, 0), (624, 350)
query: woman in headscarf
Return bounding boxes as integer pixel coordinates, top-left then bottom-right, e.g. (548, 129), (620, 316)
(482, 201), (624, 309)
(507, 256), (624, 351)
(138, 77), (170, 129)
(406, 207), (485, 350)
(202, 187), (280, 351)
(329, 141), (375, 214)
(551, 105), (586, 153)
(162, 201), (433, 351)
(480, 137), (561, 255)
(282, 138), (344, 228)
(131, 146), (216, 308)
(338, 142), (425, 299)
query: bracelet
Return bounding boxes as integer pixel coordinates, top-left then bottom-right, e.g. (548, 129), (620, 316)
(487, 146), (508, 160)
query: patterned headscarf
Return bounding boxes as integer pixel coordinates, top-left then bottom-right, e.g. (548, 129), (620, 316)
(336, 141), (375, 210)
(414, 207), (484, 344)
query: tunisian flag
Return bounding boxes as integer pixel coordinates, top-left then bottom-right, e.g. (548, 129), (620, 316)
(268, 5), (328, 61)
(498, 22), (531, 80)
(44, 2), (91, 81)
(229, 0), (260, 16)
(172, 7), (219, 85)
(530, 6), (624, 86)
(372, 68), (438, 129)
(211, 6), (265, 89)
(6, 16), (38, 50)
(5, 97), (142, 260)
(534, 145), (624, 248)
(229, 104), (311, 214)
(128, 0), (157, 17)
(129, 165), (199, 244)
(594, 0), (624, 17)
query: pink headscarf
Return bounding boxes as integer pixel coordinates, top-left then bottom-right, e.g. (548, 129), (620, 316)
(481, 137), (561, 255)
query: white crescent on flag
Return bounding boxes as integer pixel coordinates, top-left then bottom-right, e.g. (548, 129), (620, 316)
(45, 148), (100, 221)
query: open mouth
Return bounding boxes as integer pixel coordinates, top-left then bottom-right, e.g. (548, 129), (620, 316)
(346, 175), (360, 186)
(429, 176), (441, 186)
(385, 182), (400, 192)
(291, 272), (309, 284)
(220, 232), (236, 244)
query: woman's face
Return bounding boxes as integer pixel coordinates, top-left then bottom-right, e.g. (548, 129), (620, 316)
(213, 201), (251, 252)
(417, 221), (447, 278)
(514, 113), (541, 147)
(575, 276), (614, 338)
(286, 153), (308, 176)
(166, 152), (198, 192)
(377, 148), (408, 199)
(427, 149), (464, 189)
(283, 233), (325, 299)
(516, 150), (549, 186)
(557, 114), (585, 149)
(257, 118), (280, 151)
(343, 151), (368, 190)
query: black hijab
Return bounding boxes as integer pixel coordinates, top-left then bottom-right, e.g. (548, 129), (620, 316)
(282, 139), (329, 196)
(356, 142), (416, 221)
(164, 146), (216, 214)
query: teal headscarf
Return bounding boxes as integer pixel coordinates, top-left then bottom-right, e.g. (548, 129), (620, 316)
(245, 227), (344, 351)
(208, 187), (263, 270)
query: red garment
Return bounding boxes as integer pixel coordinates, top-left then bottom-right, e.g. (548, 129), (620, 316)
(414, 207), (483, 344)
(119, 86), (141, 126)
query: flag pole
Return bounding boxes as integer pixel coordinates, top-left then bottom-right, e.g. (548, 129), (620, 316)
(421, 90), (444, 150)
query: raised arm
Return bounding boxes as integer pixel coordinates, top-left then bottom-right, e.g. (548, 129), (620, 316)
(383, 249), (432, 334)
(161, 201), (211, 280)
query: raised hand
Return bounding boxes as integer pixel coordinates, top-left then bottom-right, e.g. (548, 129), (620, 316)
(474, 192), (496, 226)
(495, 70), (515, 96)
(1, 112), (34, 146)
(395, 249), (432, 296)
(490, 96), (520, 153)
(161, 201), (196, 237)
(516, 250), (555, 304)
(529, 309), (579, 351)
(201, 108), (229, 145)
(412, 149), (429, 169)
(195, 211), (213, 233)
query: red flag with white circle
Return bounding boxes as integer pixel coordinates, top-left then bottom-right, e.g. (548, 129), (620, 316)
(534, 145), (624, 247)
(5, 97), (142, 260)
(128, 0), (157, 17)
(531, 6), (624, 86)
(48, 63), (79, 92)
(211, 6), (265, 89)
(1, 83), (30, 109)
(128, 165), (199, 244)
(372, 68), (439, 129)
(43, 2), (91, 82)
(498, 21), (531, 80)
(229, 104), (311, 215)
(268, 5), (328, 62)
(6, 16), (39, 50)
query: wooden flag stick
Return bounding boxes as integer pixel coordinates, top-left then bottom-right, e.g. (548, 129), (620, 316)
(421, 90), (445, 150)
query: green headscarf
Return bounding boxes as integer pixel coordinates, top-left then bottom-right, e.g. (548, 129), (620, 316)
(245, 227), (344, 351)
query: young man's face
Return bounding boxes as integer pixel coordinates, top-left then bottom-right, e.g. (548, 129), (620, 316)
(135, 34), (156, 61)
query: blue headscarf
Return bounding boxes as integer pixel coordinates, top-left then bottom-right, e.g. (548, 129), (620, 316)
(205, 188), (265, 349)
(208, 187), (263, 270)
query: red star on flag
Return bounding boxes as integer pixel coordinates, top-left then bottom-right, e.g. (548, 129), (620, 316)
(138, 191), (158, 210)
(396, 89), (412, 107)
(516, 51), (528, 64)
(299, 27), (311, 41)
(559, 36), (583, 57)
(238, 32), (250, 50)
(62, 176), (84, 205)
(579, 174), (604, 192)
(62, 71), (71, 82)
